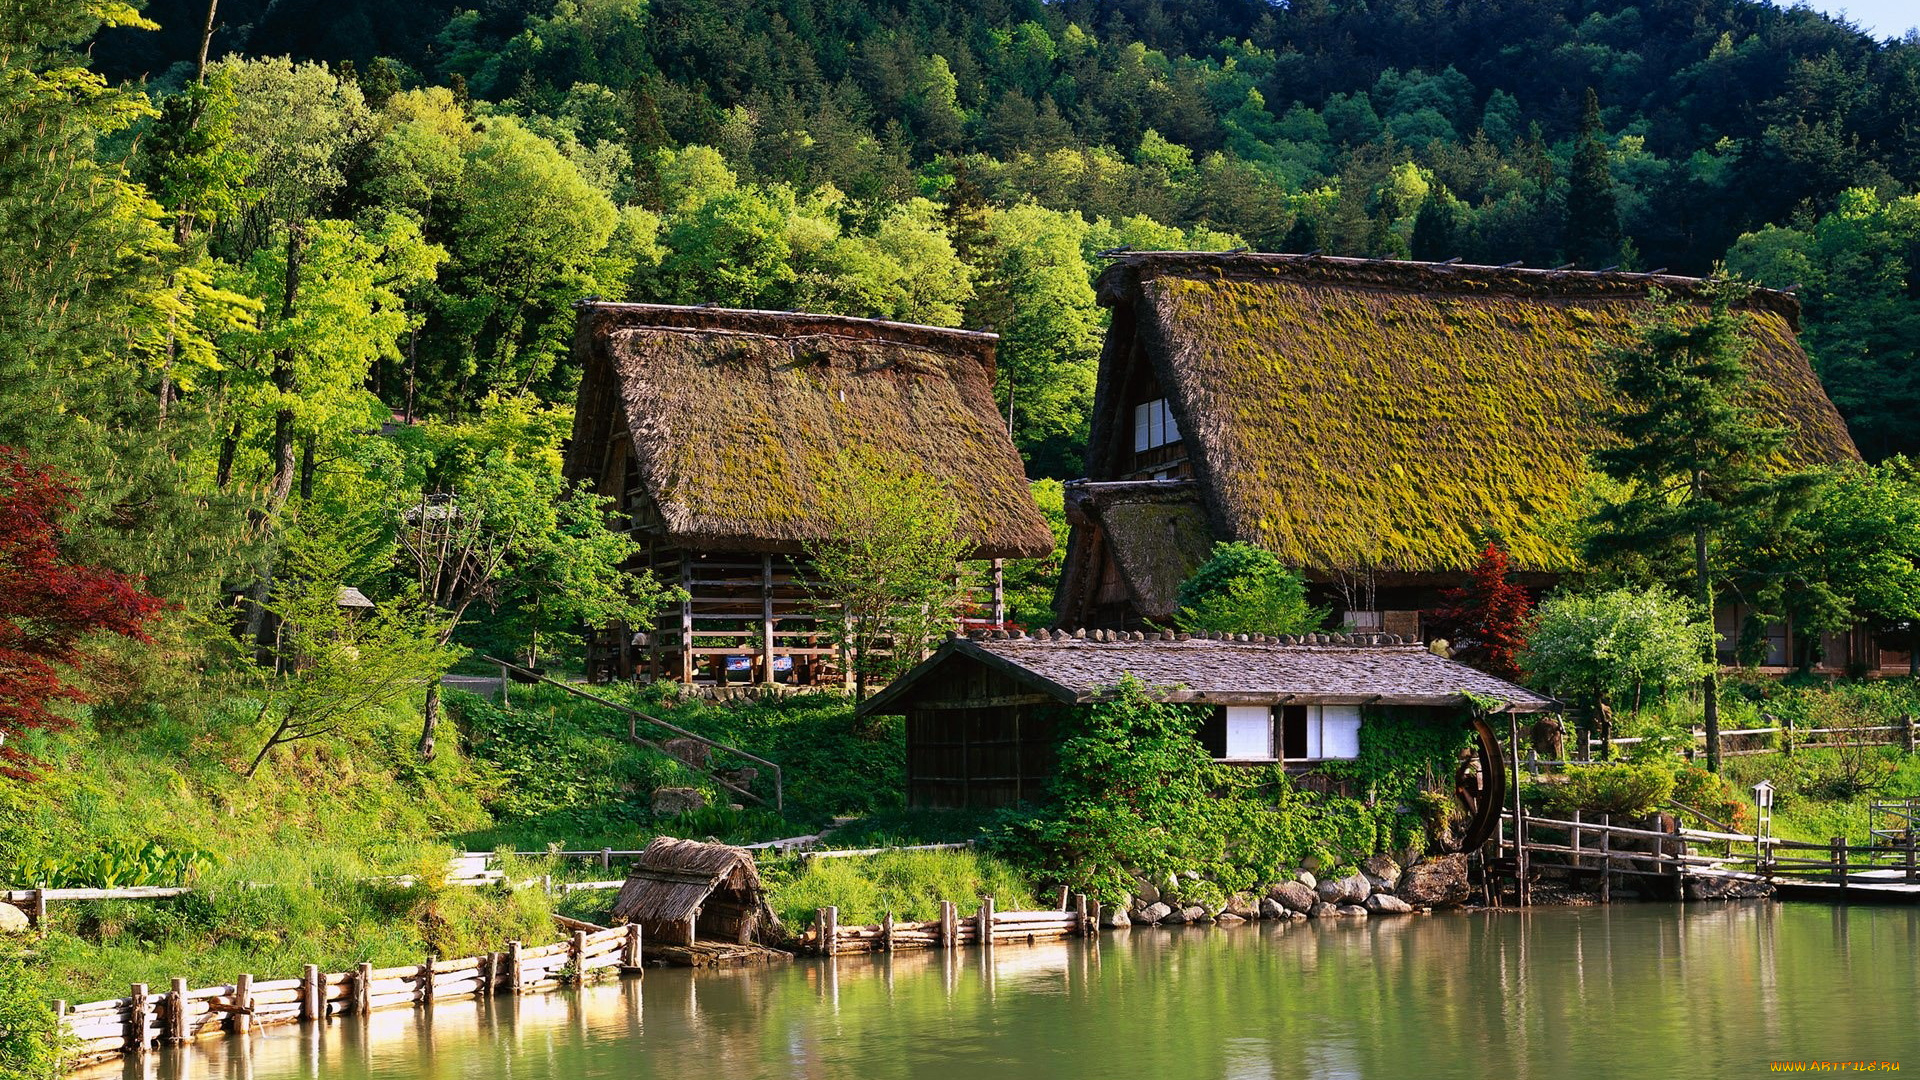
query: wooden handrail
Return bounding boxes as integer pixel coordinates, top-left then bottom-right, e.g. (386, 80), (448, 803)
(481, 657), (783, 811)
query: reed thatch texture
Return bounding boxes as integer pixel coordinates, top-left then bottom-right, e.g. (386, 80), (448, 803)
(607, 837), (773, 941)
(565, 303), (1052, 559)
(1090, 254), (1859, 577)
(1061, 480), (1214, 620)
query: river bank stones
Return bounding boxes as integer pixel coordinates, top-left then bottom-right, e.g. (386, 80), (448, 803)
(1134, 901), (1172, 925)
(1336, 904), (1369, 917)
(1309, 901), (1339, 919)
(1268, 881), (1316, 913)
(1399, 853), (1472, 908)
(1366, 893), (1414, 914)
(1362, 855), (1403, 892)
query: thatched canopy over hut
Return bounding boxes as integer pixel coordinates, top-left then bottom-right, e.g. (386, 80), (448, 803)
(564, 302), (1052, 559)
(608, 837), (776, 946)
(1060, 252), (1860, 625)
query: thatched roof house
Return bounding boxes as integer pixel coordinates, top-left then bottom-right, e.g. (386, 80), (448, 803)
(860, 628), (1552, 808)
(563, 302), (1052, 684)
(1058, 253), (1859, 628)
(565, 302), (1051, 558)
(608, 837), (776, 946)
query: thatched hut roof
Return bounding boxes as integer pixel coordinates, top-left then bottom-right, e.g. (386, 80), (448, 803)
(565, 303), (1053, 560)
(1086, 252), (1859, 578)
(608, 836), (772, 929)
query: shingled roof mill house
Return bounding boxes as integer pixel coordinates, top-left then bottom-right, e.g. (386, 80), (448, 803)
(1055, 252), (1899, 674)
(860, 629), (1554, 809)
(563, 303), (1054, 686)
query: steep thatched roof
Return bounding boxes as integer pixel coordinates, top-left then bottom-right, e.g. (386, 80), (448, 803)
(565, 303), (1052, 559)
(1088, 253), (1859, 577)
(861, 630), (1555, 714)
(1060, 480), (1214, 619)
(608, 836), (771, 929)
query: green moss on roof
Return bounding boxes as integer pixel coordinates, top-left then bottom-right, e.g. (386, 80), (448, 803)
(576, 305), (1053, 559)
(1098, 498), (1216, 619)
(1123, 267), (1856, 575)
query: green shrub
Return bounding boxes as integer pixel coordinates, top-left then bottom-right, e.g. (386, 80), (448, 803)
(1529, 763), (1676, 817)
(0, 947), (60, 1080)
(762, 850), (1039, 926)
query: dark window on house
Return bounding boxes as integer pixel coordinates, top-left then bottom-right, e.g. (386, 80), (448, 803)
(1281, 705), (1308, 760)
(1133, 398), (1180, 452)
(1199, 709), (1227, 759)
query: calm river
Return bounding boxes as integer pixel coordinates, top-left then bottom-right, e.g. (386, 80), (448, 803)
(78, 904), (1920, 1080)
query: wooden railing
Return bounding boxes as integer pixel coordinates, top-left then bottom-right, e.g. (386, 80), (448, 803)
(811, 892), (1096, 955)
(57, 920), (641, 1067)
(483, 656), (784, 811)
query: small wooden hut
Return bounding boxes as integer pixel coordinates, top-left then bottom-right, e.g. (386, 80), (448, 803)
(564, 302), (1054, 686)
(608, 837), (777, 947)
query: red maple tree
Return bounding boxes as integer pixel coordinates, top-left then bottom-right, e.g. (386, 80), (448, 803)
(1437, 543), (1533, 682)
(0, 448), (164, 779)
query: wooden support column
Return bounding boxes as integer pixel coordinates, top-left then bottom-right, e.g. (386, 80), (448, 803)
(621, 922), (643, 971)
(300, 965), (321, 1022)
(168, 978), (188, 1044)
(1509, 711), (1528, 906)
(128, 983), (149, 1053)
(422, 956), (436, 1004)
(506, 942), (523, 995)
(940, 900), (957, 950)
(570, 931), (587, 982)
(819, 907), (838, 956)
(979, 896), (994, 947)
(1598, 814), (1612, 904)
(356, 962), (373, 1014)
(678, 553), (695, 684)
(1074, 893), (1088, 935)
(992, 558), (1006, 627)
(760, 554), (777, 684)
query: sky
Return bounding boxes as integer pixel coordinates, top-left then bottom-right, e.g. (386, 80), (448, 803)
(1787, 1), (1919, 39)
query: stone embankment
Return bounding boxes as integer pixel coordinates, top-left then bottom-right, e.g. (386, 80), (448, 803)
(1108, 853), (1473, 929)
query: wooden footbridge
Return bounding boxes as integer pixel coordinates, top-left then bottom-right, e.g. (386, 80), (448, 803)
(1488, 798), (1920, 905)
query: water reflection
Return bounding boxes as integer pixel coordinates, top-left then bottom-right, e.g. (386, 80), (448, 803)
(80, 905), (1920, 1080)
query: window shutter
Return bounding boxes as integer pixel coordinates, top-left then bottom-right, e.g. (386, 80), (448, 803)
(1320, 706), (1362, 760)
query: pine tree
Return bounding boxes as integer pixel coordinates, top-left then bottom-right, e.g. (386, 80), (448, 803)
(1585, 286), (1821, 770)
(1565, 88), (1623, 268)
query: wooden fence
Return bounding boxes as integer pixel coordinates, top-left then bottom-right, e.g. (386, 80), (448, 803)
(56, 921), (642, 1068)
(811, 892), (1097, 956)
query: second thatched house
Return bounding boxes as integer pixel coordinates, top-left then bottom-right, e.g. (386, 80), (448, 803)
(1055, 252), (1895, 673)
(564, 303), (1053, 685)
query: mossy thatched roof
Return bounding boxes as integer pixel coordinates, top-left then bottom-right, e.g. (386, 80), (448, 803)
(1090, 253), (1859, 576)
(566, 303), (1053, 559)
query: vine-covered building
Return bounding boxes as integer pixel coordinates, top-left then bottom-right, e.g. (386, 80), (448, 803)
(859, 629), (1554, 809)
(1054, 253), (1895, 673)
(563, 302), (1053, 685)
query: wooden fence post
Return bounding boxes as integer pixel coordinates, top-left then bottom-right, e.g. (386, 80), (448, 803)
(600, 848), (613, 872)
(621, 922), (643, 971)
(127, 983), (148, 1053)
(1089, 899), (1101, 935)
(979, 896), (994, 947)
(1834, 836), (1848, 888)
(422, 955), (436, 1004)
(882, 912), (893, 953)
(28, 885), (46, 930)
(1598, 814), (1612, 904)
(356, 962), (373, 1014)
(168, 978), (188, 1044)
(570, 931), (587, 982)
(506, 942), (523, 994)
(1055, 886), (1069, 911)
(822, 907), (838, 957)
(940, 900), (956, 950)
(233, 973), (253, 1036)
(1074, 893), (1088, 935)
(1904, 714), (1916, 754)
(301, 966), (320, 1022)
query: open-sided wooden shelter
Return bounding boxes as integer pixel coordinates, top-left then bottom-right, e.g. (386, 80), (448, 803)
(564, 303), (1054, 685)
(860, 628), (1554, 809)
(608, 837), (777, 947)
(1055, 252), (1895, 672)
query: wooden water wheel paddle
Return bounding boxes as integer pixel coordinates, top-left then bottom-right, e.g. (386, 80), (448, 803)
(1456, 713), (1507, 852)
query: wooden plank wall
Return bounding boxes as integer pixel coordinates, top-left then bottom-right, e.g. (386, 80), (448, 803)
(904, 657), (1060, 808)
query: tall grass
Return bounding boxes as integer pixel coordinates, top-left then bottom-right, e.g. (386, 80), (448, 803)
(761, 850), (1039, 926)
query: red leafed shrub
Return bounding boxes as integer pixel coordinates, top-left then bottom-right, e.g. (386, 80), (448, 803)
(0, 448), (164, 778)
(1436, 543), (1533, 683)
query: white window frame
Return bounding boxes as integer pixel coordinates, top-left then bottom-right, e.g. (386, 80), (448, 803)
(1133, 398), (1181, 453)
(1281, 705), (1364, 763)
(1221, 706), (1275, 761)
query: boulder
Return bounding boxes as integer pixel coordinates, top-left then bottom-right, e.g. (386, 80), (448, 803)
(1301, 855), (1325, 872)
(1136, 902), (1172, 925)
(1334, 873), (1372, 905)
(650, 787), (708, 816)
(1135, 879), (1161, 905)
(1308, 902), (1338, 919)
(1162, 905), (1189, 925)
(1314, 878), (1345, 905)
(0, 903), (27, 934)
(1215, 913), (1246, 926)
(1182, 905), (1209, 924)
(1102, 906), (1133, 929)
(1163, 873), (1181, 899)
(1295, 870), (1317, 890)
(1366, 893), (1414, 915)
(1336, 904), (1369, 918)
(1225, 893), (1260, 920)
(1399, 854), (1473, 909)
(660, 737), (711, 769)
(1362, 855), (1403, 892)
(1258, 897), (1290, 920)
(1181, 870), (1201, 882)
(1686, 877), (1776, 902)
(1269, 881), (1317, 914)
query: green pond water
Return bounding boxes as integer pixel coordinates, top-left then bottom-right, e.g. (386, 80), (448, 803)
(80, 903), (1920, 1080)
